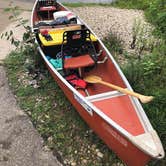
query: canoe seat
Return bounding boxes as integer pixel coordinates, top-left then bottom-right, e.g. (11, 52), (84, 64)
(64, 54), (95, 69)
(61, 29), (98, 76)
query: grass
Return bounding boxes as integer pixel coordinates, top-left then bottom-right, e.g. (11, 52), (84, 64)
(111, 0), (151, 10)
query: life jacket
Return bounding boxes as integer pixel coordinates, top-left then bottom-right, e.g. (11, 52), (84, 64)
(65, 74), (87, 89)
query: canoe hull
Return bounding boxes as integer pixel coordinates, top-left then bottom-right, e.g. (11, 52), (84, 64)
(44, 54), (151, 166)
(31, 1), (164, 165)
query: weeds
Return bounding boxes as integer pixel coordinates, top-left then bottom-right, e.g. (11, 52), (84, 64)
(111, 0), (151, 10)
(131, 19), (161, 59)
(145, 0), (166, 40)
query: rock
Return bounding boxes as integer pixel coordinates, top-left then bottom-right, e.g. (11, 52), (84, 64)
(48, 136), (53, 142)
(82, 159), (87, 164)
(33, 84), (40, 89)
(97, 152), (104, 158)
(71, 162), (76, 166)
(43, 145), (50, 152)
(92, 144), (96, 149)
(74, 150), (78, 154)
(95, 149), (99, 153)
(29, 79), (37, 86)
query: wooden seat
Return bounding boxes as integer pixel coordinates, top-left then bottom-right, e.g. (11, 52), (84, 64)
(64, 54), (95, 69)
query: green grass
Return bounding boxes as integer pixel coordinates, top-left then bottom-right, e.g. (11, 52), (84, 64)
(111, 0), (151, 10)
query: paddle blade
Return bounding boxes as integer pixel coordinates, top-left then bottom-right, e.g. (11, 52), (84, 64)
(84, 75), (102, 83)
(139, 96), (154, 104)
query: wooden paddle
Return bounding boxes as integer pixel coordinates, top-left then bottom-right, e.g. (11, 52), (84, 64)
(84, 75), (154, 104)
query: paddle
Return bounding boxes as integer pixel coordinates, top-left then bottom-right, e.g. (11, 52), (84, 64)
(84, 75), (154, 104)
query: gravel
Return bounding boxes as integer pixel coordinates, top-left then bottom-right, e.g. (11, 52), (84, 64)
(70, 6), (146, 50)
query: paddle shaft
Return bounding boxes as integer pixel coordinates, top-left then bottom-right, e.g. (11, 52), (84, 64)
(84, 75), (153, 103)
(99, 80), (147, 100)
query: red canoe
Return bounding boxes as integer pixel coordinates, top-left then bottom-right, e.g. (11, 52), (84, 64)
(31, 0), (164, 165)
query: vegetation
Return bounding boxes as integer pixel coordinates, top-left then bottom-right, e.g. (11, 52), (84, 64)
(121, 47), (166, 166)
(103, 33), (123, 54)
(145, 0), (166, 40)
(111, 0), (151, 10)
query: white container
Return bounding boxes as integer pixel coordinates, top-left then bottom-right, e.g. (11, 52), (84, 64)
(53, 11), (76, 20)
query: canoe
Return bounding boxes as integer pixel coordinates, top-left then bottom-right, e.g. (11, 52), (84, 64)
(31, 0), (165, 165)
